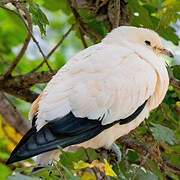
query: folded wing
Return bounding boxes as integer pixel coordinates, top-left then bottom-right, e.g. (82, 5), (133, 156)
(6, 101), (147, 164)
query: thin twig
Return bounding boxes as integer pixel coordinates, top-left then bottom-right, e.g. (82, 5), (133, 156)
(30, 23), (75, 73)
(3, 3), (32, 77)
(95, 0), (109, 13)
(0, 55), (22, 74)
(123, 145), (129, 171)
(14, 2), (53, 72)
(47, 24), (75, 59)
(79, 27), (88, 48)
(0, 4), (20, 17)
(133, 153), (150, 180)
(170, 77), (180, 90)
(4, 34), (31, 77)
(0, 55), (9, 65)
(52, 161), (67, 180)
(67, 0), (99, 42)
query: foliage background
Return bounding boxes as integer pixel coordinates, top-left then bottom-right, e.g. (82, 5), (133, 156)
(0, 0), (180, 179)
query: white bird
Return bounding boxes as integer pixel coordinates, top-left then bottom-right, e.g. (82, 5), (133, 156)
(7, 26), (173, 165)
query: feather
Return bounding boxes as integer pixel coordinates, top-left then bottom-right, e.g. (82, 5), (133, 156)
(6, 100), (146, 164)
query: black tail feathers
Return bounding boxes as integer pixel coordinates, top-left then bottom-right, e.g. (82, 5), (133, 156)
(6, 101), (147, 164)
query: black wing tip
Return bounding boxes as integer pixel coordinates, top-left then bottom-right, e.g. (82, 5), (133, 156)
(6, 153), (20, 165)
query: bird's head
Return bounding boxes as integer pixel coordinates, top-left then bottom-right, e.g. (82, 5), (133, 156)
(103, 26), (174, 58)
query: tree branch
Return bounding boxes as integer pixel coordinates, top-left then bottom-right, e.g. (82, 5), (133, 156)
(0, 92), (30, 134)
(1, 71), (178, 104)
(0, 70), (57, 89)
(14, 2), (53, 72)
(1, 88), (39, 103)
(79, 27), (88, 48)
(170, 77), (180, 90)
(4, 34), (31, 77)
(3, 2), (32, 77)
(67, 0), (101, 42)
(0, 4), (20, 17)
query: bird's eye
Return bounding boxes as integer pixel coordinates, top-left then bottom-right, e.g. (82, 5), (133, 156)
(145, 40), (151, 46)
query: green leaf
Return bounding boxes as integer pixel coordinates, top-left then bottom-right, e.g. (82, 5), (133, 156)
(84, 16), (108, 37)
(158, 0), (180, 28)
(172, 65), (180, 80)
(56, 160), (81, 180)
(86, 148), (99, 161)
(136, 169), (158, 180)
(129, 164), (158, 180)
(43, 0), (70, 14)
(53, 52), (66, 69)
(127, 150), (139, 161)
(29, 0), (49, 35)
(59, 147), (87, 169)
(0, 151), (9, 159)
(0, 163), (11, 180)
(147, 160), (163, 180)
(6, 173), (41, 180)
(150, 123), (178, 145)
(0, 9), (27, 53)
(157, 26), (179, 45)
(127, 0), (154, 29)
(30, 166), (60, 180)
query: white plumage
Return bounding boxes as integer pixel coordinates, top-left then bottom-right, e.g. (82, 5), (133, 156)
(8, 26), (171, 166)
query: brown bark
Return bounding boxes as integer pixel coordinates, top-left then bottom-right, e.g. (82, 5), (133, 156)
(170, 77), (180, 90)
(0, 92), (30, 135)
(0, 70), (57, 89)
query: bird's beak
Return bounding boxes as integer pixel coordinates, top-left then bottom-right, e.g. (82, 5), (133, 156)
(154, 47), (174, 58)
(160, 48), (174, 58)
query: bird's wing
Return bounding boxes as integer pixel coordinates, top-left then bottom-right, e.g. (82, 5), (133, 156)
(38, 43), (157, 126)
(7, 101), (147, 164)
(7, 43), (158, 164)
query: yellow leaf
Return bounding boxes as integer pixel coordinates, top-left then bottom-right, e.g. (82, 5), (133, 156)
(73, 160), (104, 171)
(4, 122), (22, 144)
(104, 159), (117, 177)
(163, 0), (176, 6)
(0, 115), (4, 138)
(176, 101), (180, 107)
(73, 160), (91, 169)
(81, 172), (96, 180)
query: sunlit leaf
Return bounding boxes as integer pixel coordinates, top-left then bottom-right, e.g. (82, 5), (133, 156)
(29, 0), (49, 35)
(104, 159), (117, 177)
(73, 160), (104, 172)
